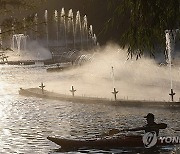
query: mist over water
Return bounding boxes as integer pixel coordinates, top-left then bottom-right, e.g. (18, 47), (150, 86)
(47, 44), (180, 102)
(6, 41), (52, 61)
(0, 44), (180, 153)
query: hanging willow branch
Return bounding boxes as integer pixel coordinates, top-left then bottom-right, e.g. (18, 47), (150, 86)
(102, 0), (180, 58)
(0, 0), (46, 14)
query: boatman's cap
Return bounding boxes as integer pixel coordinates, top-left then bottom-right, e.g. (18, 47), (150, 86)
(144, 113), (154, 119)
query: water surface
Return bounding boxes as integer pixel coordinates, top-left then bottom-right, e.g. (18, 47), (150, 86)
(0, 65), (179, 153)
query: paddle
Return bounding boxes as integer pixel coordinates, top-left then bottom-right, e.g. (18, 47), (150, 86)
(101, 128), (120, 137)
(101, 123), (167, 137)
(123, 123), (167, 131)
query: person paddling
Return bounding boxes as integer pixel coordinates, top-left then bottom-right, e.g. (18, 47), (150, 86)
(123, 113), (167, 136)
(105, 113), (167, 136)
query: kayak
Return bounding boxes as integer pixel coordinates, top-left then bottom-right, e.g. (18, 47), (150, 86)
(47, 136), (174, 149)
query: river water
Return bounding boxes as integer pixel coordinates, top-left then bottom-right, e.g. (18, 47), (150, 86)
(0, 65), (180, 154)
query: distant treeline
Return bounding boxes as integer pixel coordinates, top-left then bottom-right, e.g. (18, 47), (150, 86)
(1, 0), (180, 57)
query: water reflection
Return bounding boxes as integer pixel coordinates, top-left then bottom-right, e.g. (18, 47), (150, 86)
(0, 65), (179, 153)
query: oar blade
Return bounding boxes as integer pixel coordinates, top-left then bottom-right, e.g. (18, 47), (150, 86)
(108, 128), (120, 136)
(158, 123), (167, 129)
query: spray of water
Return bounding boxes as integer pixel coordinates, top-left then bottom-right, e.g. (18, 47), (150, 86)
(165, 30), (175, 89)
(54, 10), (59, 45)
(12, 34), (27, 55)
(34, 13), (38, 41)
(165, 30), (178, 101)
(60, 8), (67, 47)
(46, 44), (180, 102)
(7, 40), (52, 61)
(82, 15), (88, 47)
(111, 66), (115, 88)
(44, 10), (49, 46)
(67, 9), (75, 48)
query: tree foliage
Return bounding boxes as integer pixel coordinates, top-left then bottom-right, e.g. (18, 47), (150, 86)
(0, 0), (45, 14)
(0, 0), (46, 37)
(106, 0), (180, 58)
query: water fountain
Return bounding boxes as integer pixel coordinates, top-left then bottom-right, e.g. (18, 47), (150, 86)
(34, 13), (38, 41)
(111, 66), (118, 101)
(82, 15), (88, 48)
(74, 54), (94, 65)
(60, 8), (67, 48)
(66, 50), (77, 59)
(93, 34), (97, 46)
(12, 34), (28, 55)
(75, 11), (83, 49)
(0, 8), (98, 63)
(165, 29), (177, 102)
(89, 25), (94, 48)
(21, 9), (96, 51)
(67, 9), (75, 48)
(54, 10), (59, 45)
(45, 10), (49, 47)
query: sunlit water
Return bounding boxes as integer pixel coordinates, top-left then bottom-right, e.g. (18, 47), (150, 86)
(0, 65), (180, 154)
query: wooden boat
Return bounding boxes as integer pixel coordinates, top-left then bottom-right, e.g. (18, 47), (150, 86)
(46, 63), (74, 72)
(47, 136), (175, 149)
(46, 66), (65, 72)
